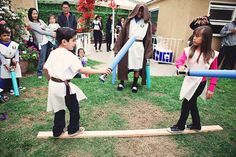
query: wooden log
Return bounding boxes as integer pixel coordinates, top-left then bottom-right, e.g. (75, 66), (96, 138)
(37, 125), (223, 139)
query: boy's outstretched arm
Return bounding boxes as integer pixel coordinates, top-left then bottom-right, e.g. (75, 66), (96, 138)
(79, 67), (111, 75)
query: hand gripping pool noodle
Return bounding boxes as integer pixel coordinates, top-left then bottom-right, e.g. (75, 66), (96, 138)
(99, 36), (137, 82)
(177, 69), (236, 78)
(146, 59), (151, 90)
(10, 68), (20, 96)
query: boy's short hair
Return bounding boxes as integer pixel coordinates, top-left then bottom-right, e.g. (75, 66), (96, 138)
(62, 1), (70, 7)
(56, 27), (76, 44)
(0, 25), (11, 35)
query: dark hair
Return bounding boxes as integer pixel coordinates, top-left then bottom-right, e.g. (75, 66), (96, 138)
(107, 15), (112, 22)
(62, 1), (70, 7)
(56, 27), (76, 44)
(0, 25), (11, 35)
(28, 8), (39, 22)
(48, 15), (57, 24)
(95, 15), (100, 20)
(189, 26), (215, 64)
(77, 48), (85, 54)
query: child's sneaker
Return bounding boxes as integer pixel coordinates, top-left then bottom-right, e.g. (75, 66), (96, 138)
(0, 112), (8, 121)
(0, 95), (9, 103)
(19, 86), (26, 91)
(68, 127), (85, 137)
(9, 90), (14, 96)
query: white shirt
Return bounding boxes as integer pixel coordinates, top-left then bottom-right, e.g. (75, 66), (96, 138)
(180, 47), (219, 100)
(93, 20), (101, 30)
(0, 41), (22, 78)
(128, 18), (148, 70)
(44, 48), (87, 113)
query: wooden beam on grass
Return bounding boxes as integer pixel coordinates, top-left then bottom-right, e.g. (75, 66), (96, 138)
(37, 125), (223, 139)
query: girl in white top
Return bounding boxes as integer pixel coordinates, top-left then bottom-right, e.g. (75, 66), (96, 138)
(43, 27), (111, 137)
(170, 26), (219, 132)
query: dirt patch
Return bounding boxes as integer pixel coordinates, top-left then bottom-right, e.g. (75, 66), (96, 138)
(21, 87), (48, 99)
(89, 99), (179, 129)
(67, 151), (94, 157)
(2, 112), (47, 131)
(115, 137), (186, 157)
(149, 92), (166, 97)
(86, 100), (186, 156)
(121, 99), (177, 129)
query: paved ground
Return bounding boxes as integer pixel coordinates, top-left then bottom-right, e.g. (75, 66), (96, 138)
(86, 43), (177, 76)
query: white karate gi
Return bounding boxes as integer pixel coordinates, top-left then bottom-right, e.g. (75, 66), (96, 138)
(0, 41), (22, 78)
(180, 47), (219, 101)
(128, 18), (148, 70)
(44, 48), (87, 113)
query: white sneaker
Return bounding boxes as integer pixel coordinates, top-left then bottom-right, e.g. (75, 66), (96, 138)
(9, 90), (14, 95)
(68, 127), (85, 137)
(19, 86), (26, 91)
(38, 76), (42, 79)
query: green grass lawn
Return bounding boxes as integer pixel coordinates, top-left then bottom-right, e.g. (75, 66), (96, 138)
(0, 61), (235, 157)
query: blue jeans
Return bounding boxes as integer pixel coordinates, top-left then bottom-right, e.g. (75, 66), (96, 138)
(37, 42), (51, 76)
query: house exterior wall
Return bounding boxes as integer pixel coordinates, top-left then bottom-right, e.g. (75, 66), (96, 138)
(11, 0), (37, 23)
(148, 0), (236, 58)
(11, 0), (37, 11)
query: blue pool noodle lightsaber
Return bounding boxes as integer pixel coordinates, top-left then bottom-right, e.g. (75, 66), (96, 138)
(10, 69), (19, 96)
(146, 60), (151, 90)
(112, 66), (116, 84)
(100, 36), (137, 82)
(177, 69), (236, 78)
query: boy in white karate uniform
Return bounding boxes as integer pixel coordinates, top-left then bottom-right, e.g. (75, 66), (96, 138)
(43, 27), (111, 137)
(0, 26), (25, 95)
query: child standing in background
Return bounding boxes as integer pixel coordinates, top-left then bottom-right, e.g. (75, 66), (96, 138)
(113, 3), (153, 93)
(0, 26), (25, 95)
(48, 15), (60, 49)
(76, 48), (88, 78)
(43, 27), (111, 137)
(77, 48), (88, 67)
(170, 26), (218, 132)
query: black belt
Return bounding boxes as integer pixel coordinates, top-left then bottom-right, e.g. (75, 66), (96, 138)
(51, 77), (70, 83)
(136, 39), (143, 42)
(51, 77), (71, 98)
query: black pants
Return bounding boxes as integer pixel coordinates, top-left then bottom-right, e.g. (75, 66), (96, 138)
(106, 33), (112, 51)
(45, 41), (53, 61)
(176, 81), (206, 129)
(53, 94), (80, 137)
(221, 45), (236, 70)
(218, 46), (225, 67)
(4, 78), (20, 92)
(94, 30), (102, 50)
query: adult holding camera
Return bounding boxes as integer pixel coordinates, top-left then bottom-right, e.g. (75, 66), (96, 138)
(188, 16), (212, 46)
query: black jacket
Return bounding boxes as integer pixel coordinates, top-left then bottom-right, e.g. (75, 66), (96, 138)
(57, 12), (77, 30)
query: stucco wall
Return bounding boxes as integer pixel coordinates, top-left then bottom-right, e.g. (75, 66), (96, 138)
(11, 0), (37, 23)
(148, 0), (235, 57)
(11, 0), (37, 11)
